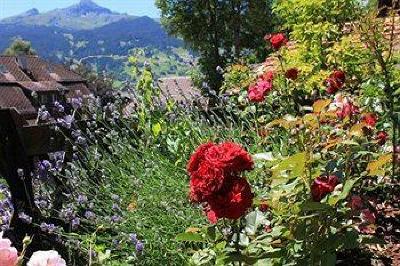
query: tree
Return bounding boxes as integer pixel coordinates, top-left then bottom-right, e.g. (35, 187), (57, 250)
(156, 0), (275, 91)
(3, 38), (37, 56)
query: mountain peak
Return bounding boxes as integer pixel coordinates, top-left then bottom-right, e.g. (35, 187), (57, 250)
(66, 0), (114, 16)
(24, 8), (40, 16)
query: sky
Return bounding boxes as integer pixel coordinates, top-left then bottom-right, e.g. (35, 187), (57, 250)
(0, 0), (160, 19)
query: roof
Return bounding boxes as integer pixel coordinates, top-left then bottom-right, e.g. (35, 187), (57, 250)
(17, 81), (68, 92)
(0, 86), (36, 115)
(157, 77), (205, 105)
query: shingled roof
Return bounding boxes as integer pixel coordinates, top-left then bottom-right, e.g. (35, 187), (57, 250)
(0, 55), (91, 124)
(157, 76), (207, 107)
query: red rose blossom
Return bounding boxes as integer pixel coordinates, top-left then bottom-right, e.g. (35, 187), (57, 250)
(266, 33), (287, 50)
(285, 68), (299, 80)
(187, 142), (215, 175)
(362, 113), (378, 128)
(258, 202), (269, 212)
(262, 71), (274, 82)
(311, 175), (339, 202)
(204, 142), (254, 174)
(189, 164), (227, 202)
(376, 131), (388, 145)
(206, 178), (253, 223)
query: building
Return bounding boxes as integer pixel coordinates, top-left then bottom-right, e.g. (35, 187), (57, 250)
(0, 55), (91, 127)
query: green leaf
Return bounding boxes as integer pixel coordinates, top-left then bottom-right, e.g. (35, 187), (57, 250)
(300, 202), (331, 212)
(328, 178), (360, 206)
(321, 252), (336, 266)
(176, 232), (206, 243)
(272, 152), (307, 180)
(152, 123), (162, 137)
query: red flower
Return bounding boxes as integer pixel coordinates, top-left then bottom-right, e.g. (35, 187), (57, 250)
(248, 79), (273, 103)
(258, 201), (269, 212)
(204, 142), (254, 174)
(262, 71), (274, 82)
(336, 101), (359, 120)
(350, 195), (363, 211)
(285, 68), (299, 80)
(362, 113), (378, 128)
(188, 142), (253, 204)
(326, 70), (346, 94)
(376, 131), (388, 145)
(189, 164), (226, 202)
(332, 70), (346, 83)
(266, 33), (287, 50)
(361, 209), (376, 224)
(311, 175), (339, 202)
(187, 142), (215, 175)
(206, 178), (253, 223)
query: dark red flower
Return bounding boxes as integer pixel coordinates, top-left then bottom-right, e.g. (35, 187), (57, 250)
(206, 178), (253, 223)
(326, 70), (346, 94)
(361, 209), (376, 224)
(266, 33), (288, 50)
(332, 70), (346, 83)
(362, 113), (378, 128)
(311, 175), (339, 202)
(258, 201), (269, 212)
(376, 131), (388, 145)
(350, 195), (363, 211)
(285, 68), (299, 80)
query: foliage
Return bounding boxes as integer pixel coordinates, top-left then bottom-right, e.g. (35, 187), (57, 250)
(3, 38), (37, 56)
(156, 0), (276, 91)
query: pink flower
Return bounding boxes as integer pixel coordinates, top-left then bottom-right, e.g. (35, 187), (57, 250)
(27, 250), (66, 266)
(350, 196), (363, 211)
(361, 209), (376, 224)
(0, 234), (18, 266)
(336, 99), (359, 120)
(248, 79), (273, 103)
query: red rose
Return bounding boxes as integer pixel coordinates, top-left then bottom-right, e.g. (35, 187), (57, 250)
(361, 209), (376, 224)
(362, 113), (378, 128)
(285, 68), (299, 80)
(267, 33), (287, 50)
(204, 142), (254, 174)
(376, 131), (388, 145)
(206, 178), (253, 223)
(262, 71), (274, 82)
(189, 163), (226, 202)
(187, 142), (215, 175)
(336, 102), (359, 120)
(311, 175), (339, 202)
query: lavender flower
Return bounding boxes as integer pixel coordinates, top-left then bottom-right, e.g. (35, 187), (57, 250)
(71, 97), (83, 110)
(18, 212), (32, 224)
(54, 101), (65, 113)
(129, 233), (137, 244)
(71, 217), (80, 229)
(57, 115), (74, 129)
(76, 195), (88, 205)
(135, 241), (144, 253)
(40, 222), (56, 234)
(84, 210), (96, 221)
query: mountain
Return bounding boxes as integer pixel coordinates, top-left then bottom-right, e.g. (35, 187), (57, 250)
(0, 0), (135, 30)
(0, 1), (193, 80)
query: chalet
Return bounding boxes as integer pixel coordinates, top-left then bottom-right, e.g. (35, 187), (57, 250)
(0, 55), (91, 127)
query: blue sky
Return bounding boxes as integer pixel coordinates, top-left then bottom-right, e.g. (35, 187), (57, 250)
(0, 0), (160, 19)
